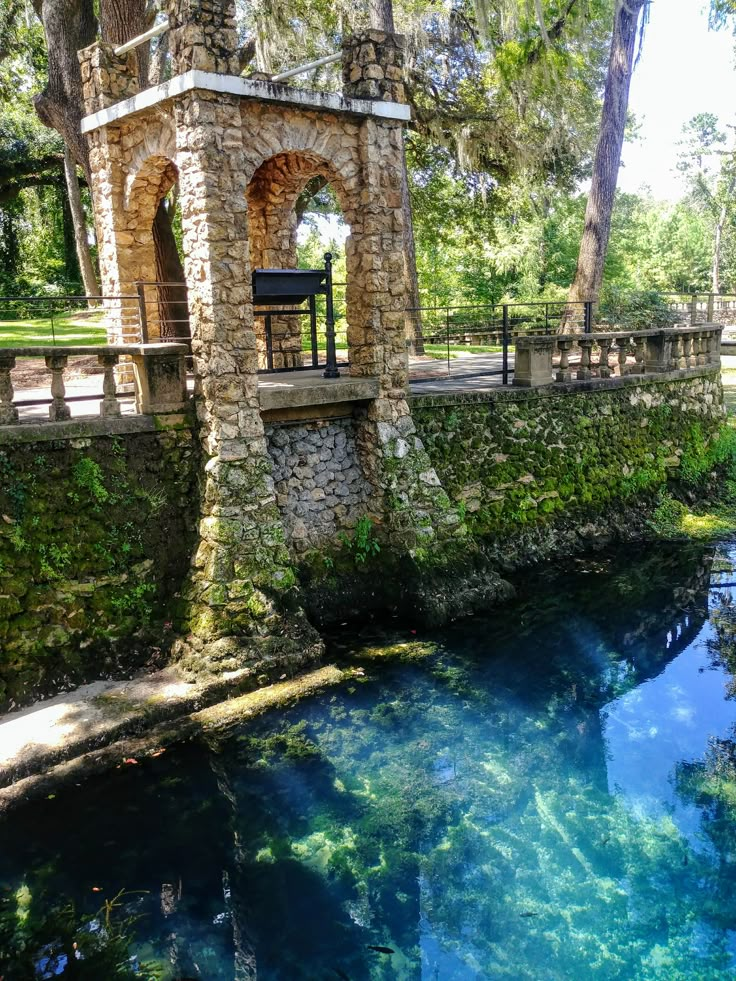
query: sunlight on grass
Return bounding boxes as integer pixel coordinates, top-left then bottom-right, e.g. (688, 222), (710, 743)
(0, 311), (107, 349)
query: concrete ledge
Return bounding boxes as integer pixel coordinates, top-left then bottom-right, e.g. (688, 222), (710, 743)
(258, 373), (380, 411)
(410, 365), (721, 409)
(80, 70), (411, 133)
(0, 664), (348, 813)
(0, 412), (194, 445)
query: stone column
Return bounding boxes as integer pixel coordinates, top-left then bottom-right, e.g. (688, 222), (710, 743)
(342, 30), (406, 103)
(78, 41), (139, 117)
(80, 41), (150, 350)
(173, 87), (321, 670)
(348, 110), (463, 552)
(166, 0), (240, 76)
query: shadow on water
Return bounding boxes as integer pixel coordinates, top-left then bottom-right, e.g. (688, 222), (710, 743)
(7, 541), (736, 978)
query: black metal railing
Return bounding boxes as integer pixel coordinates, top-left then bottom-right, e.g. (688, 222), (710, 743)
(3, 287), (736, 395)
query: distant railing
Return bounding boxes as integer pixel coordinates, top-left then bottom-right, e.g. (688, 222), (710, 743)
(514, 325), (722, 388)
(0, 344), (189, 426)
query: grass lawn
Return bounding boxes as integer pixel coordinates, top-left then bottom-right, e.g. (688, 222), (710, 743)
(424, 342), (504, 359)
(0, 310), (108, 349)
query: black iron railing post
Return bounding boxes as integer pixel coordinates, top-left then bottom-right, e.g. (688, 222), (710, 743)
(323, 252), (340, 378)
(265, 313), (274, 371)
(446, 306), (450, 374)
(136, 282), (149, 343)
(50, 300), (56, 346)
(502, 303), (509, 385)
(309, 294), (318, 368)
(584, 300), (593, 334)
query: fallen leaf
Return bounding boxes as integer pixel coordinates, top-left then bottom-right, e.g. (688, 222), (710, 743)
(150, 748), (166, 758)
(92, 887), (102, 893)
(1, 514), (12, 524)
(123, 758), (139, 765)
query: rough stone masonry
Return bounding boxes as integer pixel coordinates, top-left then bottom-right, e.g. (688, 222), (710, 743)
(77, 0), (464, 670)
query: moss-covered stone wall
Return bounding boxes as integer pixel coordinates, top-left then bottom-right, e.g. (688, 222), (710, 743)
(412, 371), (725, 538)
(0, 425), (198, 709)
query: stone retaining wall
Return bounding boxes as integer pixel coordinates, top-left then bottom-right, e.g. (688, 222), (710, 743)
(0, 368), (728, 708)
(412, 370), (726, 538)
(265, 418), (372, 551)
(0, 425), (198, 709)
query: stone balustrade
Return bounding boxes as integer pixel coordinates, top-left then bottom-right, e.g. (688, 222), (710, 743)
(0, 344), (189, 426)
(513, 325), (723, 388)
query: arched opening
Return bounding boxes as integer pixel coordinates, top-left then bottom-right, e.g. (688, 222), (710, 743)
(125, 155), (189, 343)
(246, 151), (355, 372)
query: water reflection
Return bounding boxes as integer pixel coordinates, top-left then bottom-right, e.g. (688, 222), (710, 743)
(4, 544), (736, 978)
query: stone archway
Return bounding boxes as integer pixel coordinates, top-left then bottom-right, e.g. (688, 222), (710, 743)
(246, 150), (357, 371)
(124, 154), (186, 342)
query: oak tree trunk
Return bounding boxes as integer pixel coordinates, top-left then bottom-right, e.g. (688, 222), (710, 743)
(566, 0), (645, 317)
(59, 179), (80, 284)
(63, 148), (100, 296)
(32, 0), (97, 181)
(98, 0), (151, 85)
(32, 0), (99, 299)
(153, 201), (190, 340)
(370, 0), (395, 32)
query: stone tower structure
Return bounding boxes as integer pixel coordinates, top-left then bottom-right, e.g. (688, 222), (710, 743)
(78, 0), (464, 667)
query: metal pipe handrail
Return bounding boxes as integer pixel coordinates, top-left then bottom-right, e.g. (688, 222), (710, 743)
(114, 21), (168, 57)
(271, 53), (341, 83)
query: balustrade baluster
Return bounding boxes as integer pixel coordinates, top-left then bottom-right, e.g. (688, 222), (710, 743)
(706, 329), (717, 363)
(687, 333), (697, 368)
(98, 352), (121, 417)
(598, 337), (613, 379)
(633, 336), (646, 374)
(577, 337), (594, 380)
(556, 338), (573, 382)
(0, 354), (18, 424)
(616, 336), (630, 376)
(45, 354), (71, 421)
(696, 331), (707, 366)
(675, 335), (687, 370)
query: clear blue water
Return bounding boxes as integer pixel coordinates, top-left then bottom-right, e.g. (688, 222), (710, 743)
(5, 543), (736, 979)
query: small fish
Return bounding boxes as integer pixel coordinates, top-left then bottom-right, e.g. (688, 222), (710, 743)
(332, 969), (350, 980)
(519, 911), (539, 918)
(367, 945), (395, 954)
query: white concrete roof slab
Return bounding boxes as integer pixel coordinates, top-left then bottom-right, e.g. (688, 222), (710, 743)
(80, 70), (411, 134)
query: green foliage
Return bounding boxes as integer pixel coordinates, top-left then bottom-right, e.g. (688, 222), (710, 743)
(339, 515), (381, 565)
(651, 496), (689, 537)
(71, 457), (110, 508)
(598, 287), (679, 330)
(0, 885), (161, 980)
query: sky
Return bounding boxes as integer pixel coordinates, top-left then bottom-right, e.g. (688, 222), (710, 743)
(619, 0), (736, 200)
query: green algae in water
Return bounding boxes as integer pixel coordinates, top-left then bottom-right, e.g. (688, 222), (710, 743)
(6, 544), (736, 977)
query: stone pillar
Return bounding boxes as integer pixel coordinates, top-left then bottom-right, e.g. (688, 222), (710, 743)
(346, 115), (462, 552)
(513, 336), (556, 387)
(173, 87), (321, 669)
(167, 0), (240, 76)
(78, 41), (139, 116)
(342, 31), (406, 103)
(643, 331), (675, 373)
(131, 344), (189, 414)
